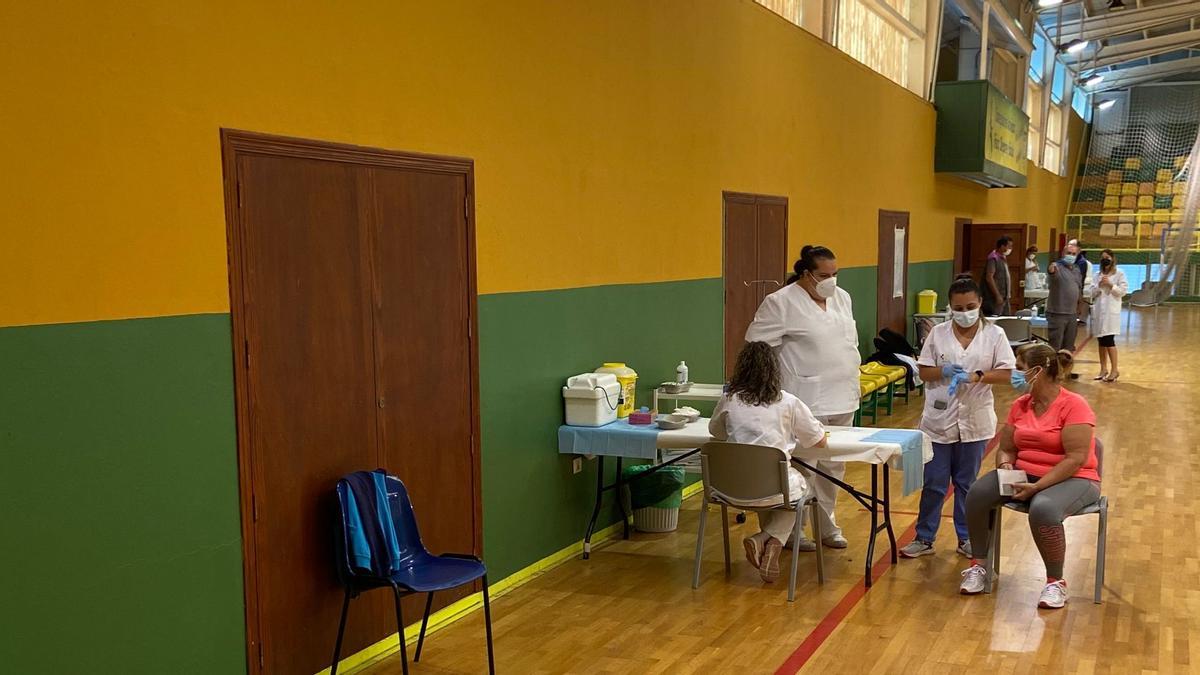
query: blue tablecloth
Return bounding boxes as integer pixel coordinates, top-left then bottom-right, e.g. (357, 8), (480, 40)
(557, 419), (662, 460)
(859, 429), (926, 495)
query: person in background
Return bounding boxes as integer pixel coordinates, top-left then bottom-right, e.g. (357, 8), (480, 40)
(983, 236), (1013, 316)
(1045, 242), (1083, 376)
(746, 244), (859, 552)
(709, 341), (827, 583)
(1075, 248), (1093, 326)
(1089, 249), (1128, 382)
(958, 344), (1100, 609)
(900, 277), (1015, 559)
(1024, 246), (1039, 276)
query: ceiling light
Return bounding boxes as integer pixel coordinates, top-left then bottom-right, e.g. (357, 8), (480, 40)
(1063, 39), (1090, 54)
(1038, 0), (1063, 6)
(1084, 74), (1105, 87)
(1098, 99), (1116, 110)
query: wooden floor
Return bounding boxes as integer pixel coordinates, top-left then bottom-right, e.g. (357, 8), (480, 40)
(357, 306), (1200, 675)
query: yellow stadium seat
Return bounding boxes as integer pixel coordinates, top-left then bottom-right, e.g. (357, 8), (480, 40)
(1104, 183), (1121, 196)
(1157, 182), (1172, 195)
(1125, 157), (1142, 170)
(1157, 169), (1174, 182)
(1138, 195), (1155, 209)
(1122, 182), (1138, 196)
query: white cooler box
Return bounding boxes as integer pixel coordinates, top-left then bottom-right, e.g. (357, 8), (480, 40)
(563, 373), (620, 426)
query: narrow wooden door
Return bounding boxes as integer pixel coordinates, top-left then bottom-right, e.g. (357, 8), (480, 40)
(234, 152), (389, 674)
(723, 192), (788, 377)
(224, 131), (480, 675)
(966, 223), (1028, 309)
(877, 210), (910, 336)
(370, 166), (480, 622)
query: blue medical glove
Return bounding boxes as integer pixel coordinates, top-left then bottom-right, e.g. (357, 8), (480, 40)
(947, 370), (970, 396)
(940, 363), (965, 380)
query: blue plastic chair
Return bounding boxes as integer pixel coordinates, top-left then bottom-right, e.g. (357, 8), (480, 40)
(332, 472), (495, 675)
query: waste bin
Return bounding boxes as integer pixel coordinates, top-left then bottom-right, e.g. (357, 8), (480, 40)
(621, 464), (685, 533)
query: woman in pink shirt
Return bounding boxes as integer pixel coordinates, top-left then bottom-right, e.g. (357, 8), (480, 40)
(958, 343), (1101, 609)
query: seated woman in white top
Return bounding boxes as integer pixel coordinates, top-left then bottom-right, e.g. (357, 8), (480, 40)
(709, 341), (827, 583)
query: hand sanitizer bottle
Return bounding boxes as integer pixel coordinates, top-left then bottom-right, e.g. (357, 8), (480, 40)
(676, 361), (688, 384)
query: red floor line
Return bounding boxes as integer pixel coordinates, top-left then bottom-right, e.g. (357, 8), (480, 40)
(775, 444), (999, 675)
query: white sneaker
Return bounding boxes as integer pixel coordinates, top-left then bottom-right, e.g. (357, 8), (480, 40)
(959, 564), (988, 595)
(822, 534), (849, 549)
(784, 536), (818, 552)
(1038, 580), (1068, 609)
(956, 540), (972, 558)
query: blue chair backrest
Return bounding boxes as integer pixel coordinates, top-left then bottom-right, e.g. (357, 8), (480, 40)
(382, 475), (427, 563)
(334, 471), (429, 583)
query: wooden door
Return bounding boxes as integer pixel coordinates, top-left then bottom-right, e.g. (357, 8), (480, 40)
(877, 210), (910, 336)
(223, 131), (480, 675)
(232, 152), (389, 674)
(723, 192), (788, 377)
(965, 223), (1028, 309)
(954, 217), (973, 276)
(370, 166), (480, 622)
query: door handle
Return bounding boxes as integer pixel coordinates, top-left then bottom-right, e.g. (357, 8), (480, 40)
(743, 279), (782, 288)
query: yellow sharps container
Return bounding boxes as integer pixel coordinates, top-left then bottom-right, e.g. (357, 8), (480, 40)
(918, 290), (938, 314)
(595, 363), (637, 418)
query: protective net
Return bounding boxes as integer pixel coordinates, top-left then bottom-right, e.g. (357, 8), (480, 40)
(1068, 84), (1200, 303)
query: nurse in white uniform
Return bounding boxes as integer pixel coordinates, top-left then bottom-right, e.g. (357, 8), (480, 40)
(1089, 249), (1128, 382)
(899, 276), (1015, 559)
(745, 245), (859, 550)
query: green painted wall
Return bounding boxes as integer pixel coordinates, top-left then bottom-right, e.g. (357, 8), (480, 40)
(0, 314), (245, 674)
(0, 266), (956, 672)
(477, 278), (724, 578)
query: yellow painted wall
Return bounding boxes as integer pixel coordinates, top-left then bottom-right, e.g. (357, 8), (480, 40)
(1, 0), (1082, 328)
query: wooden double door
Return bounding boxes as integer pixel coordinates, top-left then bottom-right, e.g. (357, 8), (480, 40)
(222, 131), (481, 675)
(723, 192), (788, 377)
(957, 221), (1037, 309)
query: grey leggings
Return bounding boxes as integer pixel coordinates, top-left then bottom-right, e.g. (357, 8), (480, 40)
(966, 471), (1101, 579)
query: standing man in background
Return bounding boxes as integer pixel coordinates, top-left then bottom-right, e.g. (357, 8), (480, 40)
(1046, 242), (1083, 378)
(983, 236), (1013, 316)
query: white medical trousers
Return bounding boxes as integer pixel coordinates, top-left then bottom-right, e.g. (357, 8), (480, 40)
(799, 411), (854, 540)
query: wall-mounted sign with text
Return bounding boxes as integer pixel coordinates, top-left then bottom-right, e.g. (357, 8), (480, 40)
(935, 80), (1030, 188)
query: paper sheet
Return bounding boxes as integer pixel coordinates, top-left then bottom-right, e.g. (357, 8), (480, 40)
(997, 468), (1029, 496)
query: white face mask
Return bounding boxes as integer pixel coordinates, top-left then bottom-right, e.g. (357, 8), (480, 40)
(810, 274), (838, 299)
(951, 308), (980, 328)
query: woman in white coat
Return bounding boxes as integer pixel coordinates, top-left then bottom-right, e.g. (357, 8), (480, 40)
(1089, 249), (1128, 382)
(745, 245), (859, 551)
(709, 341), (828, 583)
